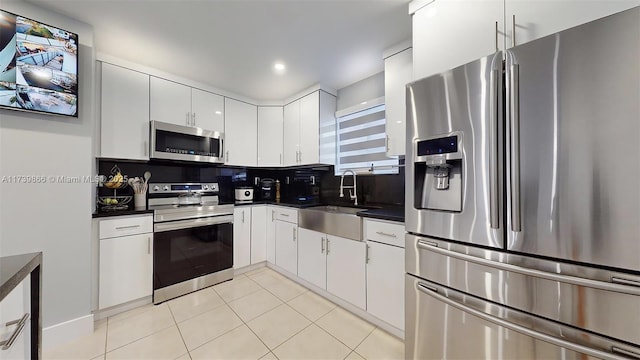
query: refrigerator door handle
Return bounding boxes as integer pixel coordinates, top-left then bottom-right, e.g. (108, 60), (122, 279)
(416, 239), (640, 296)
(612, 347), (640, 359)
(509, 63), (522, 232)
(415, 282), (631, 360)
(489, 68), (500, 229)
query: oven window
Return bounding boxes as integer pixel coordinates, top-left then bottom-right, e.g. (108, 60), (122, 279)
(153, 222), (233, 290)
(155, 130), (221, 158)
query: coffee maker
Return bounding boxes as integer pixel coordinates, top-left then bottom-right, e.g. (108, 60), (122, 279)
(260, 178), (275, 200)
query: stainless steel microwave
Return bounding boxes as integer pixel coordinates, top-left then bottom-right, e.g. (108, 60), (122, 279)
(150, 121), (224, 163)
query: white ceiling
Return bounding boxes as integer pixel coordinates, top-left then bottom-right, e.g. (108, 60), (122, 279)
(25, 0), (412, 102)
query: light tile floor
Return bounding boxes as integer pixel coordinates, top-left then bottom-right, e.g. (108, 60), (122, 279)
(44, 267), (404, 360)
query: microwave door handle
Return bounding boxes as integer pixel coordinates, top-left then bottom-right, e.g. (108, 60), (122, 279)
(219, 138), (224, 160)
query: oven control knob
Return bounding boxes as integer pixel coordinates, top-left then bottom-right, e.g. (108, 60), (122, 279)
(153, 186), (160, 192)
(203, 185), (209, 190)
(163, 186), (169, 191)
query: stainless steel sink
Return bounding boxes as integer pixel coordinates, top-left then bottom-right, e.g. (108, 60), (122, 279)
(298, 205), (363, 241)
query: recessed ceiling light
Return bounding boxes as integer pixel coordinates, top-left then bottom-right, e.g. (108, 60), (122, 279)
(215, 111), (222, 115)
(360, 101), (367, 105)
(274, 62), (286, 73)
(396, 121), (402, 124)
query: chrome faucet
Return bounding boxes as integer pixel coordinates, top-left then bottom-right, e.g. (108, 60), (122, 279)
(339, 169), (358, 206)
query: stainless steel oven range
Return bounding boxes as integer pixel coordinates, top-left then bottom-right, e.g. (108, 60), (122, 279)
(148, 182), (233, 304)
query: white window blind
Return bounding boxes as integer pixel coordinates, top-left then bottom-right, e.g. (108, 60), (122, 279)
(335, 104), (398, 175)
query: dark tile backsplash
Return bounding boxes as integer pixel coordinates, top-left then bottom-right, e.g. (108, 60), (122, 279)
(98, 159), (404, 207)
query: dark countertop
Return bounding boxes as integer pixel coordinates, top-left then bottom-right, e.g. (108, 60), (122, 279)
(92, 209), (154, 218)
(231, 200), (322, 209)
(357, 207), (405, 223)
(0, 252), (42, 302)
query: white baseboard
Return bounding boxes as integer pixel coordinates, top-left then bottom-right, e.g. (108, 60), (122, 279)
(93, 296), (153, 321)
(43, 314), (94, 351)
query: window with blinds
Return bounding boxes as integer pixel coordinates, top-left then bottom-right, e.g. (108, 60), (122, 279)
(335, 104), (398, 175)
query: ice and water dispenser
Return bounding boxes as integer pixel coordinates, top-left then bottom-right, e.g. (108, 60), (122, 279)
(413, 132), (463, 212)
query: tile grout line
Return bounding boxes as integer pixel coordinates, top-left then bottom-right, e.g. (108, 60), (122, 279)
(103, 318), (108, 360)
(102, 304), (176, 355)
(166, 301), (192, 359)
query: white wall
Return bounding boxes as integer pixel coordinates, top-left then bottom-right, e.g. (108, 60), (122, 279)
(0, 0), (95, 333)
(336, 71), (384, 111)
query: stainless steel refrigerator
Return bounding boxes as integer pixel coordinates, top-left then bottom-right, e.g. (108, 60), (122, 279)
(405, 7), (640, 359)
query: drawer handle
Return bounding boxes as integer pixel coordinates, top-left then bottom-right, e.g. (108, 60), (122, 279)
(0, 313), (29, 350)
(280, 213), (289, 217)
(375, 231), (397, 238)
(115, 225), (141, 230)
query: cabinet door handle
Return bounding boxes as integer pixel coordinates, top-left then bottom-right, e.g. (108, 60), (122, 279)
(366, 244), (370, 264)
(292, 228), (296, 241)
(271, 210), (275, 222)
(226, 150), (229, 163)
(495, 21), (499, 52)
(186, 112), (190, 126)
(385, 135), (389, 152)
(147, 237), (151, 254)
(242, 210), (245, 223)
(326, 238), (330, 254)
(298, 151), (302, 163)
(321, 237), (325, 254)
(512, 14), (516, 47)
(116, 225), (140, 230)
(280, 153), (282, 165)
(192, 112), (196, 127)
(143, 140), (148, 157)
(0, 313), (29, 350)
(375, 231), (397, 238)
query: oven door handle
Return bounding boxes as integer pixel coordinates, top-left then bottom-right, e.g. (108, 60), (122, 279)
(154, 215), (234, 232)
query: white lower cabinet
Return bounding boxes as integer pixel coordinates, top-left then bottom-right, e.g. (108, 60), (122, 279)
(98, 215), (153, 309)
(266, 206), (276, 264)
(0, 275), (30, 360)
(297, 228), (327, 289)
(326, 235), (366, 309)
(275, 220), (298, 275)
(99, 233), (153, 309)
(233, 207), (252, 269)
(250, 206), (267, 264)
(366, 241), (405, 329)
(364, 218), (405, 330)
(297, 228), (366, 309)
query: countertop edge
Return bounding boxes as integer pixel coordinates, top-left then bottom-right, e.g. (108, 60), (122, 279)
(357, 210), (405, 223)
(0, 252), (42, 302)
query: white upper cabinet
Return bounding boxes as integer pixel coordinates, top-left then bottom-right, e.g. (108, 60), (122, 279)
(191, 88), (224, 131)
(258, 106), (284, 167)
(298, 91), (320, 165)
(283, 90), (336, 166)
(100, 62), (150, 160)
(150, 76), (224, 131)
(283, 100), (301, 166)
(412, 0), (640, 80)
(150, 77), (192, 127)
(384, 47), (412, 156)
(412, 0), (504, 80)
(505, 0), (640, 48)
(224, 98), (257, 167)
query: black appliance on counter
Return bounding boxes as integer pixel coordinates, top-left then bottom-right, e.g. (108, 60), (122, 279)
(260, 178), (275, 200)
(148, 182), (233, 304)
